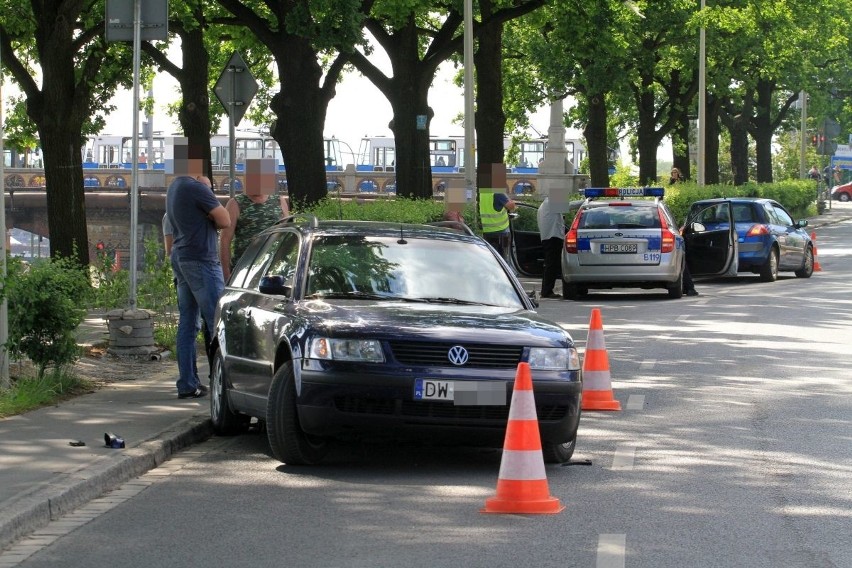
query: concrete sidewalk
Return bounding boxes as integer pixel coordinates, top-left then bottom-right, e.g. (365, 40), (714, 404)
(0, 201), (849, 553)
(0, 321), (214, 550)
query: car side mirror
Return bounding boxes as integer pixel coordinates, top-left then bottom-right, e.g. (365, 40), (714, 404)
(690, 221), (706, 233)
(796, 219), (808, 228)
(259, 274), (291, 296)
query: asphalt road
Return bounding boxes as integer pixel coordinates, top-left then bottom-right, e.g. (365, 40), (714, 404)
(5, 214), (852, 568)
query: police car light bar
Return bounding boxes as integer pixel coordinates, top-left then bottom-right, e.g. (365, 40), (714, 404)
(583, 187), (665, 198)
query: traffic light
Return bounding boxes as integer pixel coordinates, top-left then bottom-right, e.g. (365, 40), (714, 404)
(818, 118), (840, 155)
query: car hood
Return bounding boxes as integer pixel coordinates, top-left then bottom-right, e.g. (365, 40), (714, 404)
(297, 300), (574, 347)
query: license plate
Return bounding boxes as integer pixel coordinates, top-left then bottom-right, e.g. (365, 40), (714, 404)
(601, 243), (638, 253)
(414, 379), (506, 406)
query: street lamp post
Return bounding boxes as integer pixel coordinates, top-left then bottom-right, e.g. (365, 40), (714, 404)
(463, 0), (475, 198)
(697, 0), (706, 186)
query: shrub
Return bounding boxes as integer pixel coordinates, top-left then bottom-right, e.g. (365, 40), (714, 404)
(3, 256), (93, 379)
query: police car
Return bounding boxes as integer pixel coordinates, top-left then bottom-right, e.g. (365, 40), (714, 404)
(560, 187), (735, 300)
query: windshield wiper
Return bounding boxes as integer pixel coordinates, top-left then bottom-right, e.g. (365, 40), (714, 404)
(414, 296), (493, 306)
(306, 291), (399, 300)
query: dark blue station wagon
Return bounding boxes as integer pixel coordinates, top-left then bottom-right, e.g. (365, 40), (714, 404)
(210, 216), (583, 465)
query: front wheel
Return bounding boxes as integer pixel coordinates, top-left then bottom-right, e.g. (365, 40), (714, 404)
(542, 436), (576, 464)
(759, 248), (779, 282)
(266, 361), (328, 465)
(795, 246), (814, 278)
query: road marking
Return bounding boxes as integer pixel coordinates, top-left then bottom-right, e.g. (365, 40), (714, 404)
(639, 359), (656, 369)
(626, 394), (645, 410)
(611, 444), (636, 471)
(597, 533), (626, 568)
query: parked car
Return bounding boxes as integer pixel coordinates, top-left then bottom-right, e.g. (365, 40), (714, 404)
(831, 182), (852, 202)
(684, 197), (814, 282)
(211, 215), (583, 465)
(561, 187), (736, 300)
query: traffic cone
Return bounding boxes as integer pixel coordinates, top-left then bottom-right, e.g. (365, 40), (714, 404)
(481, 362), (564, 515)
(581, 308), (622, 411)
(810, 232), (822, 272)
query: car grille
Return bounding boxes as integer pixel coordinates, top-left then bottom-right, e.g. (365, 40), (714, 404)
(333, 396), (569, 422)
(388, 341), (522, 368)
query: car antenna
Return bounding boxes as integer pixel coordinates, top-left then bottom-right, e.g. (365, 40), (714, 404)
(397, 225), (407, 245)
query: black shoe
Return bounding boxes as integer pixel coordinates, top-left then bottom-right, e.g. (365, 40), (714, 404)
(178, 384), (208, 399)
(540, 292), (558, 299)
(685, 289), (699, 297)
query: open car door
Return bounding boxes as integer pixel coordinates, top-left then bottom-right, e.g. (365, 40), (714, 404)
(509, 202), (547, 277)
(683, 201), (738, 277)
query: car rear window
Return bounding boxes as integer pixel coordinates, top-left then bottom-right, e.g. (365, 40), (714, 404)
(579, 206), (660, 229)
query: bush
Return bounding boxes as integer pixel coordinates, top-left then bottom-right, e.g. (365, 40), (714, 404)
(2, 256), (93, 379)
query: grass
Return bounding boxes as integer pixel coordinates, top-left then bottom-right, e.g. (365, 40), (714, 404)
(0, 365), (96, 418)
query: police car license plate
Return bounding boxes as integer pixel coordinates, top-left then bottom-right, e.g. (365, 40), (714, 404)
(601, 243), (638, 253)
(414, 379), (506, 406)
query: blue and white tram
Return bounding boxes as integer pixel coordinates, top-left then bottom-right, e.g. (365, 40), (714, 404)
(355, 134), (586, 175)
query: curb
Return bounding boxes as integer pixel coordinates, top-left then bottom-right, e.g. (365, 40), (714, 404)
(0, 414), (213, 551)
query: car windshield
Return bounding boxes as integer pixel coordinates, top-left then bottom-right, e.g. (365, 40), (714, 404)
(305, 234), (524, 308)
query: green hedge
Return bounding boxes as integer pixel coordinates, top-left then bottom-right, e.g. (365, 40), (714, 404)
(302, 181), (819, 231)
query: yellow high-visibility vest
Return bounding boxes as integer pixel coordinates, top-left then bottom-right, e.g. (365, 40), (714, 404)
(479, 189), (509, 233)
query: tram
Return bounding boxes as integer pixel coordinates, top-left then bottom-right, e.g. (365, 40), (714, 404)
(354, 135), (587, 175)
(78, 133), (347, 173)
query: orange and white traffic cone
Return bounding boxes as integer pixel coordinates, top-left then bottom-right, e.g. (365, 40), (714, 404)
(481, 362), (564, 515)
(581, 308), (622, 411)
(810, 232), (822, 272)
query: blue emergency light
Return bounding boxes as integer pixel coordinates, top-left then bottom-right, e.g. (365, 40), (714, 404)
(583, 187), (665, 198)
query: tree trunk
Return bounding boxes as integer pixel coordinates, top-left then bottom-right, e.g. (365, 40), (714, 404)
(387, 87), (433, 199)
(752, 79), (775, 183)
(636, 89), (664, 185)
(269, 39), (331, 206)
(177, 27), (213, 178)
(730, 114), (750, 186)
(584, 92), (610, 187)
(672, 112), (691, 180)
(475, 0), (506, 167)
(40, 126), (89, 265)
(705, 94), (721, 184)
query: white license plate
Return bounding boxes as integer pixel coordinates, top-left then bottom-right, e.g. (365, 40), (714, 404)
(413, 379), (506, 406)
(601, 243), (638, 253)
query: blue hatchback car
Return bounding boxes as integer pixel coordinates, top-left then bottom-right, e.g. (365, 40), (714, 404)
(684, 198), (814, 282)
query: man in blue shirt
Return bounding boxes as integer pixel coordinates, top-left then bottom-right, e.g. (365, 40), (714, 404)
(166, 156), (230, 399)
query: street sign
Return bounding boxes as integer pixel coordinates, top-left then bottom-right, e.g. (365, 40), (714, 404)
(214, 52), (258, 127)
(105, 0), (168, 42)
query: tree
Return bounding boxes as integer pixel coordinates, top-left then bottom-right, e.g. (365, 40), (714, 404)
(0, 1), (135, 267)
(214, 0), (363, 207)
(503, 0), (638, 187)
(350, 0), (543, 199)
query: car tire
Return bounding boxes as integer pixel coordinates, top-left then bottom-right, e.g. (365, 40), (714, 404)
(266, 361), (328, 465)
(542, 436), (576, 464)
(759, 247), (779, 282)
(839, 192), (850, 202)
(667, 271), (684, 299)
(795, 246), (814, 278)
(562, 283), (587, 300)
(210, 349), (250, 435)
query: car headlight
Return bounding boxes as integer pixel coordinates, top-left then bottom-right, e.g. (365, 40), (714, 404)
(528, 347), (580, 371)
(307, 337), (385, 363)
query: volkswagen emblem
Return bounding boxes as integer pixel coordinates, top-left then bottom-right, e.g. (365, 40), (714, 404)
(447, 345), (469, 366)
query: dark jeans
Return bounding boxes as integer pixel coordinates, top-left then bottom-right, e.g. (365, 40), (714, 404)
(484, 231), (510, 260)
(541, 237), (563, 295)
(683, 263), (695, 292)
